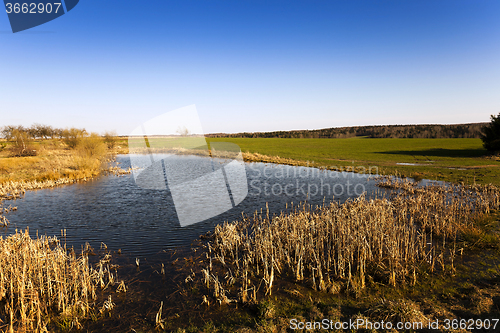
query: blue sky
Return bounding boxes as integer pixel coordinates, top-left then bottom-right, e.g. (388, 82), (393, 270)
(1, 0), (499, 135)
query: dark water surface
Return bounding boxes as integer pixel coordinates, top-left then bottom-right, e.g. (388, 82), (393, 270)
(1, 155), (389, 258)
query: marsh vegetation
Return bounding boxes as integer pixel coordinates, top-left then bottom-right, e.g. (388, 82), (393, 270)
(199, 178), (500, 306)
(0, 229), (120, 332)
(0, 124), (130, 196)
(1, 123), (500, 331)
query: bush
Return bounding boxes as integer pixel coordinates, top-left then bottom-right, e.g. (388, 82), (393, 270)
(481, 113), (500, 152)
(9, 128), (37, 157)
(102, 131), (118, 149)
(75, 133), (108, 173)
(1, 125), (16, 140)
(77, 133), (107, 158)
(62, 128), (87, 148)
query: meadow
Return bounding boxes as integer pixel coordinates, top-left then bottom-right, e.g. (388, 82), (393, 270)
(206, 137), (500, 186)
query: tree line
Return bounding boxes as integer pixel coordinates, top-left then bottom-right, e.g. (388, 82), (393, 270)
(207, 123), (487, 139)
(0, 124), (117, 157)
(1, 124), (87, 141)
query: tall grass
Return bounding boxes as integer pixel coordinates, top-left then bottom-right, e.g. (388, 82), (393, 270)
(199, 180), (500, 305)
(0, 229), (117, 332)
(0, 128), (123, 187)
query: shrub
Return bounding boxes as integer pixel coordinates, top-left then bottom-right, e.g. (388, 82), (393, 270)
(75, 133), (108, 173)
(62, 128), (87, 148)
(102, 131), (118, 149)
(77, 133), (107, 158)
(1, 125), (22, 141)
(481, 113), (500, 152)
(9, 128), (37, 157)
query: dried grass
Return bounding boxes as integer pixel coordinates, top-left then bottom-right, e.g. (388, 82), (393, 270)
(0, 229), (119, 332)
(199, 179), (500, 305)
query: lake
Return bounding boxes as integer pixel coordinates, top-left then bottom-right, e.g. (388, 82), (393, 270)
(1, 155), (389, 258)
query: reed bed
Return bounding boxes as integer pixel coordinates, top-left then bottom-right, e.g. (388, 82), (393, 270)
(242, 152), (305, 167)
(0, 229), (118, 332)
(0, 179), (78, 201)
(0, 205), (16, 227)
(0, 164), (132, 202)
(242, 152), (376, 174)
(198, 179), (500, 306)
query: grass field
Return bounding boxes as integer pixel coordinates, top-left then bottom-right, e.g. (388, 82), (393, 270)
(206, 137), (500, 186)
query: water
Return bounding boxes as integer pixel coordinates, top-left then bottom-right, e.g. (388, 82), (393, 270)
(1, 155), (388, 258)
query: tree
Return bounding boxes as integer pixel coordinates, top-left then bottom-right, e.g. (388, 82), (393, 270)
(1, 125), (16, 140)
(481, 113), (500, 152)
(102, 131), (117, 149)
(10, 128), (37, 156)
(62, 128), (87, 148)
(32, 123), (53, 139)
(176, 126), (190, 136)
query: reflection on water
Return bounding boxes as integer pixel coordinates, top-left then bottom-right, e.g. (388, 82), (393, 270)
(1, 155), (388, 257)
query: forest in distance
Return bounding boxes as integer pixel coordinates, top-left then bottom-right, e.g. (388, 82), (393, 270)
(206, 123), (487, 139)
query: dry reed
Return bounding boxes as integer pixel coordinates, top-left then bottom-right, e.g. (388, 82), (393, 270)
(198, 179), (500, 305)
(0, 229), (119, 332)
(0, 205), (16, 227)
(0, 164), (132, 202)
(242, 152), (376, 174)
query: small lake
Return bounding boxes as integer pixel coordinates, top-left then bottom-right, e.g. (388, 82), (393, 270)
(1, 155), (389, 258)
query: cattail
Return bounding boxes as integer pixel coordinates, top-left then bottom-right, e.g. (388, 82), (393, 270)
(196, 178), (500, 306)
(0, 228), (115, 331)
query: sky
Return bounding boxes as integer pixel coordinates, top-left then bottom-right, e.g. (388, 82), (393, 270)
(1, 0), (499, 135)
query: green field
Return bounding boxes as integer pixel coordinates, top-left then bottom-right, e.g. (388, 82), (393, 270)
(206, 137), (500, 186)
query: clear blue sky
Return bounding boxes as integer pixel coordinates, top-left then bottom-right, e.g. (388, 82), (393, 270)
(1, 0), (499, 135)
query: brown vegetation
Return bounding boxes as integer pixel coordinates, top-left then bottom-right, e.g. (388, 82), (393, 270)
(102, 131), (118, 149)
(0, 125), (127, 193)
(0, 229), (119, 332)
(198, 179), (500, 307)
(9, 128), (37, 157)
(61, 128), (87, 149)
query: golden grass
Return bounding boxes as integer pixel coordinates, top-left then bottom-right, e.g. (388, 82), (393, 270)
(0, 138), (131, 202)
(199, 179), (500, 306)
(0, 141), (101, 184)
(0, 229), (118, 332)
